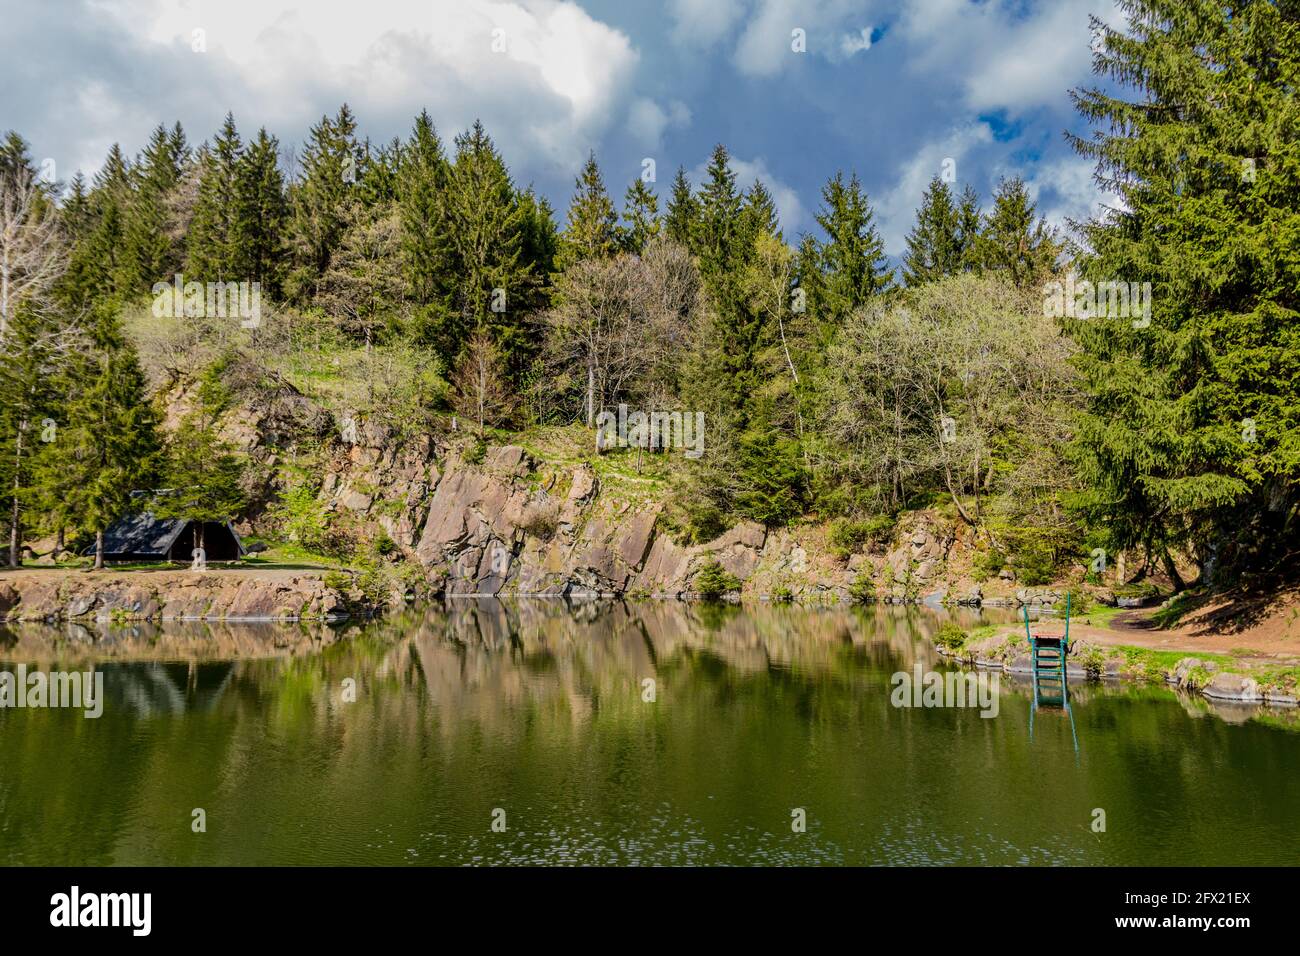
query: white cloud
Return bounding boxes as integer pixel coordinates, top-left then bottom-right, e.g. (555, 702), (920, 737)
(667, 0), (747, 48)
(838, 27), (874, 58)
(732, 0), (805, 77)
(897, 0), (1119, 114)
(77, 0), (641, 175)
(626, 98), (691, 148)
(665, 0), (882, 77)
(1023, 154), (1118, 241)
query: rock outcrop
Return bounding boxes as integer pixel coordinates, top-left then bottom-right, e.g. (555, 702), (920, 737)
(0, 572), (352, 623)
(405, 444), (774, 598)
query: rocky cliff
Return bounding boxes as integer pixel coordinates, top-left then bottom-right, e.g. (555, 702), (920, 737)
(192, 377), (1077, 606)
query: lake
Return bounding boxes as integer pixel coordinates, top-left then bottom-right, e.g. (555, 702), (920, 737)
(2, 602), (1297, 866)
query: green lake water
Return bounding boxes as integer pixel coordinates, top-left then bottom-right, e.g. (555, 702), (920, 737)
(1, 602), (1297, 866)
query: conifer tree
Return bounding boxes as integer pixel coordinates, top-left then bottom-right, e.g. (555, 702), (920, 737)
(808, 171), (891, 324)
(558, 151), (619, 268)
(902, 176), (961, 286)
(122, 123), (187, 291)
(60, 303), (160, 568)
(63, 185), (127, 310)
(663, 166), (698, 248)
(516, 186), (558, 292)
(976, 176), (1058, 285)
(92, 143), (132, 201)
(186, 113), (244, 282)
(737, 180), (780, 250)
(1068, 0), (1300, 585)
(233, 127), (289, 293)
(61, 174), (94, 242)
(621, 177), (660, 254)
(955, 185), (982, 272)
(0, 304), (70, 565)
(153, 372), (246, 555)
(290, 104), (362, 301)
(398, 110), (452, 308)
(441, 121), (536, 376)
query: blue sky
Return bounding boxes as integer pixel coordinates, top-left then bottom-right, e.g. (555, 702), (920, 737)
(0, 0), (1122, 256)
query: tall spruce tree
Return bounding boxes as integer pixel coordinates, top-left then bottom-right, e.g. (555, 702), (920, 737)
(122, 123), (187, 291)
(808, 171), (891, 325)
(903, 176), (962, 286)
(60, 302), (160, 568)
(663, 166), (698, 247)
(1068, 0), (1300, 586)
(398, 110), (453, 307)
(558, 151), (619, 269)
(976, 176), (1058, 285)
(233, 127), (289, 293)
(955, 184), (982, 272)
(290, 104), (362, 301)
(680, 145), (807, 529)
(621, 177), (660, 254)
(186, 113), (244, 282)
(441, 121), (536, 376)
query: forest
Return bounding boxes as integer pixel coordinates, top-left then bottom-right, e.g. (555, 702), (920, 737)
(0, 0), (1296, 597)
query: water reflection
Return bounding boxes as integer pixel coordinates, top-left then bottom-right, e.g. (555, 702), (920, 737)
(1, 601), (1297, 866)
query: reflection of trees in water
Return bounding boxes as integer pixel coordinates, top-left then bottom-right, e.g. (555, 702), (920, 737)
(374, 601), (983, 738)
(4, 601), (1296, 866)
(109, 661), (238, 716)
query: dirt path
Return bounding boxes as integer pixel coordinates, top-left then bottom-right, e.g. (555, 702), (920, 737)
(1022, 589), (1300, 662)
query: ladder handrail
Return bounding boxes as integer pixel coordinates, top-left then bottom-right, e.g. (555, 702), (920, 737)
(1064, 591), (1071, 647)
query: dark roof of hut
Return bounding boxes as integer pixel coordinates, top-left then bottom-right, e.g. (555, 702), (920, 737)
(96, 512), (245, 558)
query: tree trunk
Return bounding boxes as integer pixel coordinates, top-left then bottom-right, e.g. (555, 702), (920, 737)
(1161, 549), (1186, 593)
(9, 421), (22, 567)
(1, 245), (10, 339)
(478, 361), (486, 437)
(52, 527), (64, 562)
(586, 362), (595, 428)
(94, 530), (104, 570)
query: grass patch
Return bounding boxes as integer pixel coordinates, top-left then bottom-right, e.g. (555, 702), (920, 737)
(243, 542), (349, 569)
(962, 623), (1001, 645)
(1116, 644), (1233, 683)
(1076, 603), (1126, 628)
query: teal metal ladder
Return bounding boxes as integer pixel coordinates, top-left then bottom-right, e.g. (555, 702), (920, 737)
(1024, 593), (1080, 759)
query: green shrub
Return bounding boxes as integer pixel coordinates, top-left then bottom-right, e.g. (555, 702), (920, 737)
(848, 572), (875, 604)
(771, 585), (794, 603)
(827, 518), (866, 558)
(695, 560), (741, 600)
(972, 549), (1006, 583)
(372, 529), (397, 557)
(322, 570), (352, 592)
(464, 436), (487, 465)
(394, 560), (428, 598)
(933, 622), (967, 650)
(827, 514), (896, 558)
(1079, 646), (1105, 681)
(355, 565), (389, 606)
(268, 484), (329, 552)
